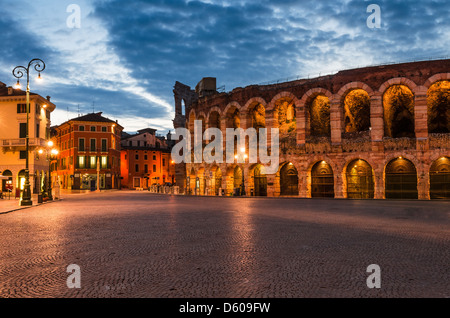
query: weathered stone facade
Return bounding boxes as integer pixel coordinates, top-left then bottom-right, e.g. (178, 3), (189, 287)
(173, 60), (450, 200)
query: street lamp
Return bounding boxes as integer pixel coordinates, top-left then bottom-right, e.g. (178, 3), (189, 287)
(38, 141), (58, 200)
(235, 147), (247, 196)
(13, 58), (46, 206)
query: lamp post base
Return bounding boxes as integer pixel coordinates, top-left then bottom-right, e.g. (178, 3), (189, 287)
(20, 199), (33, 206)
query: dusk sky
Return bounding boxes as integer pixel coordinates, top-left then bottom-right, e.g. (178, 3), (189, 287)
(1, 0), (449, 134)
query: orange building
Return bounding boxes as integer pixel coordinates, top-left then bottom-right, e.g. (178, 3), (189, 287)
(52, 112), (123, 190)
(120, 128), (175, 189)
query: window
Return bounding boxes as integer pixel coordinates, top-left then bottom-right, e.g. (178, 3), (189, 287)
(135, 154), (139, 160)
(79, 138), (85, 151)
(128, 141), (132, 146)
(133, 177), (140, 188)
(102, 126), (107, 132)
(78, 156), (85, 168)
(90, 156), (97, 168)
(163, 159), (166, 166)
(135, 164), (139, 172)
(101, 139), (107, 152)
(90, 139), (96, 151)
(153, 165), (156, 172)
(101, 156), (108, 169)
(17, 104), (27, 113)
(79, 125), (85, 131)
(19, 123), (27, 138)
(144, 164), (148, 173)
(153, 155), (156, 160)
(19, 151), (26, 159)
(137, 140), (141, 147)
(90, 126), (96, 132)
(36, 104), (40, 114)
(36, 124), (40, 138)
(144, 155), (148, 160)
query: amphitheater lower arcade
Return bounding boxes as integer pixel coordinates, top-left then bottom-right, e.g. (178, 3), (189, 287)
(173, 60), (450, 200)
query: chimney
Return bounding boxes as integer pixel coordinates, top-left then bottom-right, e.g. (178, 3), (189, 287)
(46, 96), (51, 101)
(8, 87), (13, 95)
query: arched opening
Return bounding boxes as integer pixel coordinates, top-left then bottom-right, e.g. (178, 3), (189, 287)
(1, 170), (13, 192)
(233, 166), (243, 190)
(385, 157), (418, 199)
(430, 157), (450, 199)
(214, 167), (222, 196)
(280, 163), (298, 196)
(18, 170), (26, 190)
(209, 111), (221, 129)
(311, 161), (334, 198)
(275, 98), (296, 147)
(383, 85), (415, 138)
(343, 89), (371, 134)
(308, 95), (330, 137)
(248, 102), (265, 134)
(427, 81), (450, 134)
(253, 164), (267, 196)
(346, 159), (374, 199)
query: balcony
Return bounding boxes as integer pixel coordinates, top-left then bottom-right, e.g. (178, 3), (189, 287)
(1, 138), (47, 147)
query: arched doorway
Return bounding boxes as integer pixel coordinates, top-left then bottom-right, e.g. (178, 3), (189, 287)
(280, 163), (298, 196)
(385, 157), (418, 199)
(346, 159), (374, 199)
(18, 170), (26, 191)
(430, 157), (450, 199)
(311, 161), (334, 197)
(1, 170), (13, 192)
(253, 164), (267, 196)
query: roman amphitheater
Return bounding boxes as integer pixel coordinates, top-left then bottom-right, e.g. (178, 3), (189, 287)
(173, 59), (450, 200)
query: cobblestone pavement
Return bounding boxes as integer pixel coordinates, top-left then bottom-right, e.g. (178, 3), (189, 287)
(0, 191), (449, 298)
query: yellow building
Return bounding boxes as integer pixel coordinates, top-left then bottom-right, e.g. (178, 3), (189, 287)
(0, 81), (56, 197)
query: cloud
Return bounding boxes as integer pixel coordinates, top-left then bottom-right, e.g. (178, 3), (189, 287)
(1, 0), (449, 134)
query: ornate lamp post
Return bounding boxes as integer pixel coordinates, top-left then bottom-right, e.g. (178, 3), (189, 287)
(13, 58), (46, 206)
(235, 147), (248, 196)
(38, 141), (58, 200)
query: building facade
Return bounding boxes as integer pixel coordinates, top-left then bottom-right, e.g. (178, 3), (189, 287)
(120, 128), (175, 189)
(173, 60), (450, 200)
(0, 81), (56, 196)
(51, 112), (123, 190)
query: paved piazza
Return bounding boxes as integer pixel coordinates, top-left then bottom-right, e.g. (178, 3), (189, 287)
(0, 191), (449, 298)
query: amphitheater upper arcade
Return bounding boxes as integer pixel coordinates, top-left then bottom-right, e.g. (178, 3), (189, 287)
(173, 60), (450, 200)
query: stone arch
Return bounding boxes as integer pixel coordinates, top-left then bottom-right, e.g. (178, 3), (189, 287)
(242, 97), (267, 114)
(382, 84), (415, 138)
(301, 88), (333, 138)
(343, 158), (375, 199)
(423, 73), (450, 89)
(243, 97), (267, 131)
(426, 80), (450, 134)
(336, 82), (374, 100)
(310, 160), (335, 198)
(278, 161), (299, 196)
(223, 102), (241, 129)
(378, 77), (418, 94)
(429, 156), (450, 199)
(337, 83), (373, 134)
(249, 163), (267, 196)
(269, 92), (298, 145)
(384, 156), (418, 199)
(206, 107), (222, 128)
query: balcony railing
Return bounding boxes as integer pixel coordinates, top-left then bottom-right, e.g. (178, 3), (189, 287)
(1, 138), (47, 147)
